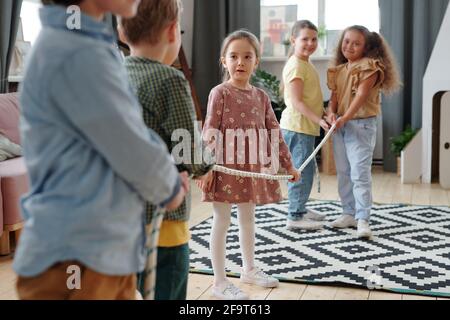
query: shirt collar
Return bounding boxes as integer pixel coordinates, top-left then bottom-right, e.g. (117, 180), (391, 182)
(39, 5), (116, 44)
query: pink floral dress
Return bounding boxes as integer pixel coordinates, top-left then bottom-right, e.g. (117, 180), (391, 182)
(202, 82), (294, 204)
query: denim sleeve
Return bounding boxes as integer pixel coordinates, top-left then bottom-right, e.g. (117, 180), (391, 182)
(49, 47), (180, 206)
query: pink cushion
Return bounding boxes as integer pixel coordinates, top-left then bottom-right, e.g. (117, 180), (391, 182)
(0, 157), (28, 225)
(0, 190), (3, 237)
(0, 93), (21, 145)
(0, 157), (27, 177)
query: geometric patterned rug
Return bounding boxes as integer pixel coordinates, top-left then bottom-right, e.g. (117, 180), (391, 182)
(189, 200), (450, 297)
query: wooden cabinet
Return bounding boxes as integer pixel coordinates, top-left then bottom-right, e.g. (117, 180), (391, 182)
(321, 136), (336, 175)
(8, 81), (19, 93)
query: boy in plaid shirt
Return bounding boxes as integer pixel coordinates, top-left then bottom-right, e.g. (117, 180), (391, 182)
(119, 0), (213, 300)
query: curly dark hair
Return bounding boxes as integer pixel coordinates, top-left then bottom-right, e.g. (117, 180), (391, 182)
(331, 25), (402, 95)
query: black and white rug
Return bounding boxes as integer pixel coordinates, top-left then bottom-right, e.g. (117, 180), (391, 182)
(189, 200), (450, 297)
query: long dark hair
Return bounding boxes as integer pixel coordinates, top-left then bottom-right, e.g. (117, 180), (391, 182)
(331, 25), (402, 95)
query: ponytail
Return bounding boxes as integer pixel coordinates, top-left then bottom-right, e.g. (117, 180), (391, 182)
(366, 32), (383, 57)
(332, 25), (401, 94)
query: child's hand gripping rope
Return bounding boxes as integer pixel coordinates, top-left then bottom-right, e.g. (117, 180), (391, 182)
(212, 121), (337, 181)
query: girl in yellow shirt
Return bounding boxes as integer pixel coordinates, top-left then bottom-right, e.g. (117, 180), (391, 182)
(280, 20), (330, 231)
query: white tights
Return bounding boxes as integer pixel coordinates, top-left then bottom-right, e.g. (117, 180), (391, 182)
(210, 202), (256, 286)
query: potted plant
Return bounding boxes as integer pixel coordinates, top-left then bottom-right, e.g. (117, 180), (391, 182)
(312, 25), (327, 56)
(251, 69), (286, 122)
(390, 125), (418, 176)
(282, 38), (291, 56)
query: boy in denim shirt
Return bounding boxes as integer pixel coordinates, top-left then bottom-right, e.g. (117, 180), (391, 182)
(119, 0), (214, 300)
(14, 0), (188, 299)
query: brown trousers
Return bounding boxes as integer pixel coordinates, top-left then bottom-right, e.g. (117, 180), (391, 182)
(16, 261), (136, 300)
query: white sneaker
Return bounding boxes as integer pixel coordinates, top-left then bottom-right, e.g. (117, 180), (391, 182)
(212, 280), (249, 300)
(286, 218), (323, 230)
(304, 208), (326, 221)
(331, 214), (357, 229)
(240, 267), (279, 288)
(357, 219), (372, 239)
(135, 290), (144, 300)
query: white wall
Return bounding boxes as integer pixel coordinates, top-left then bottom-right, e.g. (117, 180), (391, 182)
(422, 3), (450, 183)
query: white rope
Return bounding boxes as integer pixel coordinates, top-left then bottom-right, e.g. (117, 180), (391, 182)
(212, 122), (337, 180)
(142, 123), (336, 299)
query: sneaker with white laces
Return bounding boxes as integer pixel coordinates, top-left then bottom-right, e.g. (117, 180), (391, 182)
(330, 214), (357, 229)
(286, 218), (323, 230)
(305, 208), (326, 221)
(240, 267), (279, 288)
(212, 280), (249, 300)
(357, 219), (372, 238)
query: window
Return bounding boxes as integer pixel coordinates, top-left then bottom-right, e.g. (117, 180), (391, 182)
(260, 0), (380, 58)
(9, 1), (42, 78)
(19, 0), (42, 46)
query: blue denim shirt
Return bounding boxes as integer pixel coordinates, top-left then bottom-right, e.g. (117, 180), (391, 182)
(13, 6), (180, 277)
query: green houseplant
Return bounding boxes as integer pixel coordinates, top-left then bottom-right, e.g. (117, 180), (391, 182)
(316, 25), (327, 55)
(251, 69), (286, 121)
(318, 25), (327, 42)
(390, 125), (418, 176)
(282, 38), (291, 56)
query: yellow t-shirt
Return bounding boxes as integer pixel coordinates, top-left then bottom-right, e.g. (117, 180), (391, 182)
(280, 55), (324, 136)
(327, 57), (385, 119)
(157, 220), (190, 247)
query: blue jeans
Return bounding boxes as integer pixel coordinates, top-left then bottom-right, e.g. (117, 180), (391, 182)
(282, 130), (316, 221)
(333, 118), (377, 221)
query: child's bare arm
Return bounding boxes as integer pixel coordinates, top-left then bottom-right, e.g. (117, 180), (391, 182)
(166, 172), (189, 211)
(195, 171), (214, 192)
(326, 91), (338, 123)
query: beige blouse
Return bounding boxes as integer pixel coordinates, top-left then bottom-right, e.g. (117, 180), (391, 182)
(327, 57), (385, 119)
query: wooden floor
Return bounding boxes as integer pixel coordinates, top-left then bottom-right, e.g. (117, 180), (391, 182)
(1, 167), (449, 300)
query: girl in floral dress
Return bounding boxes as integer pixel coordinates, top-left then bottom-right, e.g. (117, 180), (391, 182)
(198, 30), (299, 300)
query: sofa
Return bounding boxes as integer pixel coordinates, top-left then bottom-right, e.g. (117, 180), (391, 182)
(0, 92), (28, 255)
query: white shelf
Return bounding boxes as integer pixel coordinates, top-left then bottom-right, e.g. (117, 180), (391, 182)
(261, 55), (333, 63)
(8, 75), (24, 83)
(311, 55), (334, 61)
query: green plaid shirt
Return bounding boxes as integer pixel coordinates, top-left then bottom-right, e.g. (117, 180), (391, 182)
(125, 56), (213, 223)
